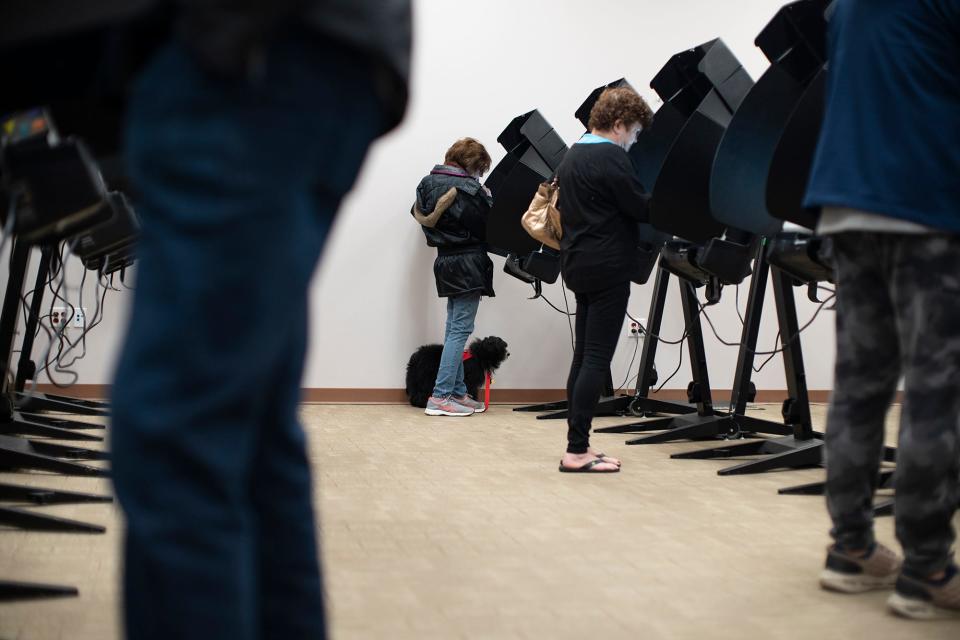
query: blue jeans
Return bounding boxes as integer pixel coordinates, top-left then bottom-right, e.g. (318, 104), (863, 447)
(110, 34), (381, 640)
(432, 293), (481, 398)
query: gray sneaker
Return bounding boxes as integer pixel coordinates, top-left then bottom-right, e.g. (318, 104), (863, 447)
(424, 396), (474, 417)
(820, 543), (902, 593)
(454, 395), (486, 413)
(888, 565), (960, 620)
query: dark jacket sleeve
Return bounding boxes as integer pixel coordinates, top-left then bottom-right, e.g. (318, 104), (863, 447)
(607, 152), (650, 222)
(450, 189), (490, 241)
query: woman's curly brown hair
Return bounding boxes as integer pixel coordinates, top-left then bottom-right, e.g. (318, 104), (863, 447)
(588, 87), (654, 132)
(444, 137), (492, 175)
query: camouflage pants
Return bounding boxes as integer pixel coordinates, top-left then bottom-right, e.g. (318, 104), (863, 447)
(826, 232), (960, 576)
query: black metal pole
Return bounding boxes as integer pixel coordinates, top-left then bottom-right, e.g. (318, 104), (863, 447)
(634, 265), (670, 397)
(729, 241), (768, 415)
(771, 265), (814, 440)
(14, 245), (51, 393)
(680, 280), (713, 415)
(0, 240), (30, 413)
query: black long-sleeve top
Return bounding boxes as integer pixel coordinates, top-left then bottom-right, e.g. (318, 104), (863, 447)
(556, 140), (650, 293)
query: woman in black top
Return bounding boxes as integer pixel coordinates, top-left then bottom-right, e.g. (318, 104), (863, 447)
(557, 87), (653, 473)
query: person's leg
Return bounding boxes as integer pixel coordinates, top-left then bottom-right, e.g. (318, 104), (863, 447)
(565, 291), (588, 406)
(820, 234), (903, 592)
(431, 293), (480, 398)
(561, 282), (629, 472)
(885, 235), (960, 618)
(889, 235), (960, 578)
(112, 33), (381, 640)
(825, 235), (902, 548)
(431, 297), (457, 399)
(250, 298), (324, 639)
(452, 296), (481, 399)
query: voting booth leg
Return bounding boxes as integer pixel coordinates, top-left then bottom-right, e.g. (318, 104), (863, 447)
(0, 435), (107, 476)
(534, 372), (628, 420)
(664, 245), (797, 453)
(675, 267), (821, 472)
(779, 469), (895, 496)
(0, 580), (78, 602)
(0, 505), (105, 533)
(16, 393), (110, 417)
(525, 370), (622, 417)
(624, 280), (729, 445)
(0, 482), (112, 505)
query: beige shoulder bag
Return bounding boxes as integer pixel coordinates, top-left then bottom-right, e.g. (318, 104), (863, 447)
(521, 179), (562, 251)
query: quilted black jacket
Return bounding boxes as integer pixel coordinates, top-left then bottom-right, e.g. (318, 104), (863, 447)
(414, 165), (495, 298)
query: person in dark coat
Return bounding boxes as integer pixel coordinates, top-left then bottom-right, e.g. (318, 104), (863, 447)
(556, 87), (652, 473)
(412, 137), (495, 416)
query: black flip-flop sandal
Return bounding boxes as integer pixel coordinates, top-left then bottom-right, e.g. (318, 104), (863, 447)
(558, 458), (620, 473)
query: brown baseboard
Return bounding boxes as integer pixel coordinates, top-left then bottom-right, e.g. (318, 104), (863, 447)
(33, 384), (110, 400)
(32, 384), (840, 404)
(301, 388), (409, 403)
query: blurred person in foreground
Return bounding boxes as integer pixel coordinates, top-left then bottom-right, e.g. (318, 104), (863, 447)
(110, 2), (412, 638)
(804, 0), (960, 620)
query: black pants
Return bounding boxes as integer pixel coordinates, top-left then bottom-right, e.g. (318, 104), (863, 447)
(566, 281), (630, 454)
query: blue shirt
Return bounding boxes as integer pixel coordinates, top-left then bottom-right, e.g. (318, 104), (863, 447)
(804, 0), (960, 233)
(577, 133), (617, 145)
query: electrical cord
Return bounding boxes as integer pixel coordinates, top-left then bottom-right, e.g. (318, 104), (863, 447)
(753, 330), (781, 373)
(537, 290), (575, 316)
(624, 307), (698, 394)
(654, 328), (687, 393)
(58, 269), (110, 369)
(534, 280), (577, 353)
(56, 267), (96, 369)
(698, 293), (836, 358)
(43, 243), (78, 373)
(616, 334), (640, 392)
(49, 252), (115, 371)
(26, 248), (78, 393)
(625, 311), (691, 345)
(734, 283), (745, 325)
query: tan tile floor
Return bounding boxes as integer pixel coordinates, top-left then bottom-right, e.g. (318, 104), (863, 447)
(1, 403), (957, 639)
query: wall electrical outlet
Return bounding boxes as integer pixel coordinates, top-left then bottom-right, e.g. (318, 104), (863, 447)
(50, 308), (69, 330)
(72, 307), (87, 328)
(625, 315), (646, 339)
(51, 307), (87, 330)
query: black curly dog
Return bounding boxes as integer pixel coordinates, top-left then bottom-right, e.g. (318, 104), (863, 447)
(405, 337), (509, 408)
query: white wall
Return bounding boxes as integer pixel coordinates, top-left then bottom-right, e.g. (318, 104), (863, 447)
(1, 0), (838, 392)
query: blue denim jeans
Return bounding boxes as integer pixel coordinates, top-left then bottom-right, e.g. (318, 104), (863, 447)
(110, 33), (381, 640)
(432, 293), (481, 398)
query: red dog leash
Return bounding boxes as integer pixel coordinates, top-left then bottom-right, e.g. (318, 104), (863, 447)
(462, 351), (491, 409)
